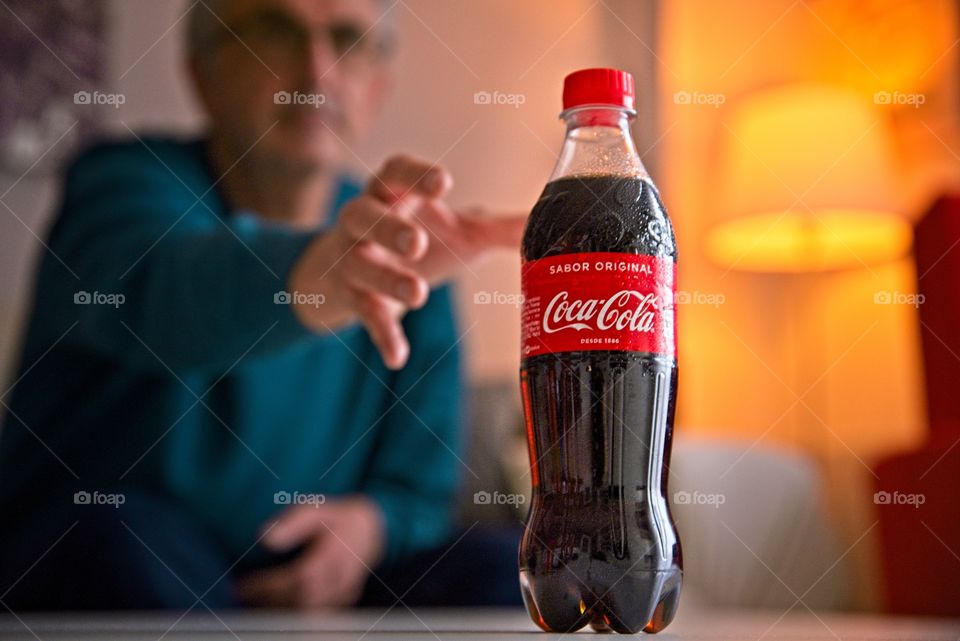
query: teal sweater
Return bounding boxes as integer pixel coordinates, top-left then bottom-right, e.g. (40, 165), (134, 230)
(0, 138), (464, 565)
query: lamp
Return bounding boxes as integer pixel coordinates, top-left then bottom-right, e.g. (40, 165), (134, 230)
(707, 84), (911, 273)
(706, 84), (914, 455)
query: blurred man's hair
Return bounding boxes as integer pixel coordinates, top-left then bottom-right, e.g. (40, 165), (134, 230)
(186, 0), (396, 59)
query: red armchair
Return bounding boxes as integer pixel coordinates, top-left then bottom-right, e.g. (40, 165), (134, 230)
(873, 194), (960, 616)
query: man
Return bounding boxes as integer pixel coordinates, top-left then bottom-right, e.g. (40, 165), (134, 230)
(0, 0), (525, 609)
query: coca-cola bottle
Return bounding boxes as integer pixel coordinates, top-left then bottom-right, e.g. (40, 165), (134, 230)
(518, 68), (681, 634)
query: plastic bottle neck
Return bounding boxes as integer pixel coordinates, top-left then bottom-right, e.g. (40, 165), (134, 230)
(549, 106), (647, 182)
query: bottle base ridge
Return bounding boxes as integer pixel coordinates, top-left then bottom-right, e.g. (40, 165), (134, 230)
(520, 568), (682, 634)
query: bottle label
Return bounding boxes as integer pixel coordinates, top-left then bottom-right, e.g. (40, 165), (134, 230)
(521, 252), (676, 358)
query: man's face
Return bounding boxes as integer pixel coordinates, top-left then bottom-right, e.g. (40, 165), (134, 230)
(192, 0), (391, 171)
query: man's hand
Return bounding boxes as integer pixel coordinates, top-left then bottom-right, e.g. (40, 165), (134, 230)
(288, 155), (526, 370)
(236, 495), (385, 609)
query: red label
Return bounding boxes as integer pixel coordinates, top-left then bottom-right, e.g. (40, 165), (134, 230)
(521, 252), (676, 358)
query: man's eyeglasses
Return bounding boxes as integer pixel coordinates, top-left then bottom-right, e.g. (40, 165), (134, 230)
(216, 9), (395, 67)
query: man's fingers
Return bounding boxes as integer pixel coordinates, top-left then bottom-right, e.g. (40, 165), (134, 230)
(368, 155), (452, 204)
(261, 505), (322, 552)
(299, 537), (346, 587)
(356, 293), (409, 370)
(300, 540), (368, 608)
(237, 554), (357, 609)
(236, 568), (296, 607)
(340, 196), (429, 260)
(461, 208), (528, 249)
(342, 243), (428, 309)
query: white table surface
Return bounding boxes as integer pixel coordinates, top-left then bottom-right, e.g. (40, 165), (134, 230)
(0, 607), (957, 640)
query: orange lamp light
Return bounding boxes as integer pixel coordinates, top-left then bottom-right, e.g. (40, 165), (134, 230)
(707, 84), (912, 273)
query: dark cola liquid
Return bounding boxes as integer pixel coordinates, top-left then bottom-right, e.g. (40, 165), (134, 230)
(519, 175), (681, 634)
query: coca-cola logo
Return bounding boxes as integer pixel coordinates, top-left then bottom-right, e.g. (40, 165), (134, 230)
(542, 290), (661, 334)
(521, 253), (674, 358)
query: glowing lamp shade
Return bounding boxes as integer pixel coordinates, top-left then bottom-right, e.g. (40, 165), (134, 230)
(707, 85), (911, 273)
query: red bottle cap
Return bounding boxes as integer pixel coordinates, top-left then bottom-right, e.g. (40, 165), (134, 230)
(562, 68), (635, 111)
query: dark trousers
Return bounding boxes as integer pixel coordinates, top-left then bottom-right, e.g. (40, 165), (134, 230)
(0, 489), (523, 610)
